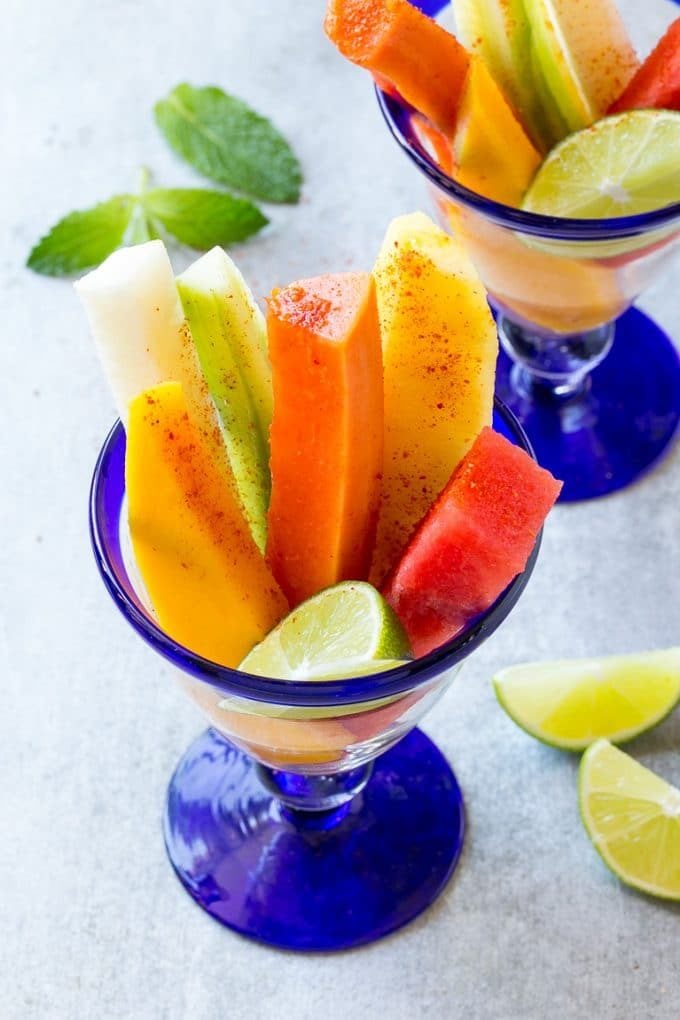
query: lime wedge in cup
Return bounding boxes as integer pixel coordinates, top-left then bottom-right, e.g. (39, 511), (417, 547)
(493, 648), (680, 750)
(523, 110), (680, 218)
(579, 740), (680, 901)
(241, 581), (410, 678)
(520, 110), (680, 257)
(220, 582), (411, 719)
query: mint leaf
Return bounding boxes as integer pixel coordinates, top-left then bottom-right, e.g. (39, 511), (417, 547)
(123, 204), (156, 245)
(154, 84), (302, 203)
(27, 196), (136, 276)
(144, 188), (267, 247)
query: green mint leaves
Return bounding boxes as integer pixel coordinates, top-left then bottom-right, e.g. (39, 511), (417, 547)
(155, 84), (302, 203)
(27, 197), (138, 277)
(144, 188), (267, 248)
(27, 186), (268, 277)
(28, 84), (302, 277)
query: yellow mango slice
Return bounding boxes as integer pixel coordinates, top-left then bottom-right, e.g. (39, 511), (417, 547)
(454, 57), (542, 206)
(126, 382), (288, 666)
(434, 195), (625, 334)
(370, 212), (498, 585)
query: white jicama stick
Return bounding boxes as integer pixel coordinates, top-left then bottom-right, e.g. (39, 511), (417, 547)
(74, 240), (215, 435)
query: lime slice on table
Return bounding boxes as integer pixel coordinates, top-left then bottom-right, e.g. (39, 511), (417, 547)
(493, 648), (680, 751)
(579, 740), (680, 901)
(220, 582), (411, 720)
(520, 110), (680, 257)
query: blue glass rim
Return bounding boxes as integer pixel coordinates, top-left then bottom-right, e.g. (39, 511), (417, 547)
(88, 397), (540, 707)
(376, 0), (680, 243)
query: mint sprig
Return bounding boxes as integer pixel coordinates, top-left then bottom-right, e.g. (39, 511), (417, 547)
(28, 82), (301, 277)
(27, 181), (268, 278)
(155, 84), (302, 203)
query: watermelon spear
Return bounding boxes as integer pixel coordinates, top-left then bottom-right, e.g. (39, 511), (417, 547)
(384, 428), (562, 657)
(609, 18), (680, 114)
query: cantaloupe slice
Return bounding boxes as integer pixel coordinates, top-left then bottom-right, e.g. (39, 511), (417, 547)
(325, 0), (540, 204)
(324, 0), (470, 136)
(266, 273), (384, 606)
(178, 676), (351, 767)
(126, 381), (288, 667)
(370, 212), (497, 585)
(215, 710), (352, 767)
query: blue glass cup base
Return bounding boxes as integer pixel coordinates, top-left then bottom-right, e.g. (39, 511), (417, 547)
(495, 307), (680, 502)
(163, 727), (465, 952)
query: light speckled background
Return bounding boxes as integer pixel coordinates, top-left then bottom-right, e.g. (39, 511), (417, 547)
(2, 1), (679, 1017)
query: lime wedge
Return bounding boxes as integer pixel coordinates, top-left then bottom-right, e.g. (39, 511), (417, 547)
(579, 740), (680, 901)
(239, 581), (410, 681)
(519, 111), (680, 258)
(522, 111), (680, 220)
(227, 582), (410, 721)
(493, 648), (680, 751)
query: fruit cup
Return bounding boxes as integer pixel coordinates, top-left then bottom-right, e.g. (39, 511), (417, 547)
(378, 0), (680, 501)
(90, 400), (540, 952)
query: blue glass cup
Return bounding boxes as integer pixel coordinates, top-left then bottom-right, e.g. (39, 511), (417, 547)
(90, 400), (540, 952)
(378, 0), (680, 501)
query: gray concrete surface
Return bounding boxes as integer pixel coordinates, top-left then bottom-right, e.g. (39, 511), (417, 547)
(2, 1), (679, 1018)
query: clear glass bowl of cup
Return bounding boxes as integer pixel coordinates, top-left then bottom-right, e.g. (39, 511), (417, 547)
(377, 0), (680, 501)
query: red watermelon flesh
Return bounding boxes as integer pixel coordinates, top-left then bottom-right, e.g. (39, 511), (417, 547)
(383, 428), (562, 657)
(342, 690), (424, 743)
(609, 18), (680, 113)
